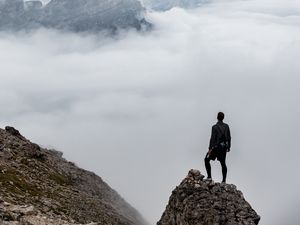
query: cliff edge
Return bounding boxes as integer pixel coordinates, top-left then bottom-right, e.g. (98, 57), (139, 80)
(157, 169), (260, 225)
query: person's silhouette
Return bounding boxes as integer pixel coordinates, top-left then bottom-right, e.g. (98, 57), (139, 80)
(205, 112), (231, 183)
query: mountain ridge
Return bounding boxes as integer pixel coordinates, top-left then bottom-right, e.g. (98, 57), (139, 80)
(0, 0), (150, 32)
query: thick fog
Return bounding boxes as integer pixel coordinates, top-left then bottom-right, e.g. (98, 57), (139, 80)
(1, 0), (300, 224)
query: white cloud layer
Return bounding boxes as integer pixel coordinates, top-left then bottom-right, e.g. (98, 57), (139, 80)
(1, 0), (300, 224)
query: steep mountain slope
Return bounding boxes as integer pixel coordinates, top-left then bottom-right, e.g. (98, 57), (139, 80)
(0, 126), (147, 225)
(157, 169), (260, 225)
(0, 0), (150, 32)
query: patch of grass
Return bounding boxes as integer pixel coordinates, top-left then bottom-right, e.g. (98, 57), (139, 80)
(0, 169), (41, 196)
(48, 172), (73, 186)
(20, 158), (30, 166)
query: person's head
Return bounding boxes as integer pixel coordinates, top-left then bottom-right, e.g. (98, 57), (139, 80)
(217, 112), (225, 121)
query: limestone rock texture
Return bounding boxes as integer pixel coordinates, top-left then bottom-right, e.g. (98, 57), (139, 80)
(0, 126), (147, 225)
(157, 169), (260, 225)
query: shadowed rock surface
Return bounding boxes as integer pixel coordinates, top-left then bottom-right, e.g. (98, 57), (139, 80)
(157, 169), (260, 225)
(0, 126), (147, 225)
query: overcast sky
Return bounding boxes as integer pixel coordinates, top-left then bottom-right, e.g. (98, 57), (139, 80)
(1, 0), (300, 224)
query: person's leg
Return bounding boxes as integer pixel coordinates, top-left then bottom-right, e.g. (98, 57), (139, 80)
(219, 152), (227, 183)
(204, 154), (212, 179)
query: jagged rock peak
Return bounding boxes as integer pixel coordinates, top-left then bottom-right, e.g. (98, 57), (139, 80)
(0, 126), (147, 225)
(157, 169), (260, 225)
(5, 126), (25, 139)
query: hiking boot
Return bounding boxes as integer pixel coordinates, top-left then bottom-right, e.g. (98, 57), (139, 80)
(204, 178), (212, 182)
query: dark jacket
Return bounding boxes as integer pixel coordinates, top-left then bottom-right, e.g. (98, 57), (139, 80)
(209, 121), (231, 150)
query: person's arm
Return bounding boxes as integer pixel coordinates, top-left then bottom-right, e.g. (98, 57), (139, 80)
(209, 126), (216, 150)
(226, 125), (231, 151)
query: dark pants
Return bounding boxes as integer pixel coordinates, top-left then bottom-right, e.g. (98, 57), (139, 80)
(204, 147), (227, 182)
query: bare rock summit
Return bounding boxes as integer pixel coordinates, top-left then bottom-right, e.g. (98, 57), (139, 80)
(157, 169), (260, 225)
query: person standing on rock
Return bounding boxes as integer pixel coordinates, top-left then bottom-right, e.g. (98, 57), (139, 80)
(205, 112), (231, 183)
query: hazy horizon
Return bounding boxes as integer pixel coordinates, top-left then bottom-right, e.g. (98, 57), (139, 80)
(1, 0), (300, 224)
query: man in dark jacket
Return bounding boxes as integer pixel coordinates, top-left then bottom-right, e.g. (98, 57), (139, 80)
(205, 112), (231, 183)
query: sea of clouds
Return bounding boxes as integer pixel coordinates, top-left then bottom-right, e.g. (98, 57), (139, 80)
(1, 0), (300, 224)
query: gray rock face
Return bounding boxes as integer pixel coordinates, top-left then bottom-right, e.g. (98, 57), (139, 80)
(157, 169), (260, 225)
(41, 0), (147, 31)
(0, 0), (150, 32)
(0, 0), (24, 14)
(0, 0), (25, 29)
(24, 1), (43, 11)
(142, 0), (208, 11)
(0, 126), (147, 225)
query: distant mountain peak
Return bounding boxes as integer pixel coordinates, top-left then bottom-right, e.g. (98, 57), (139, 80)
(0, 0), (151, 32)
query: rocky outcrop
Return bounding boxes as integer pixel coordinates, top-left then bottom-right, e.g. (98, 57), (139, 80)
(157, 169), (260, 225)
(0, 0), (150, 32)
(0, 127), (147, 225)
